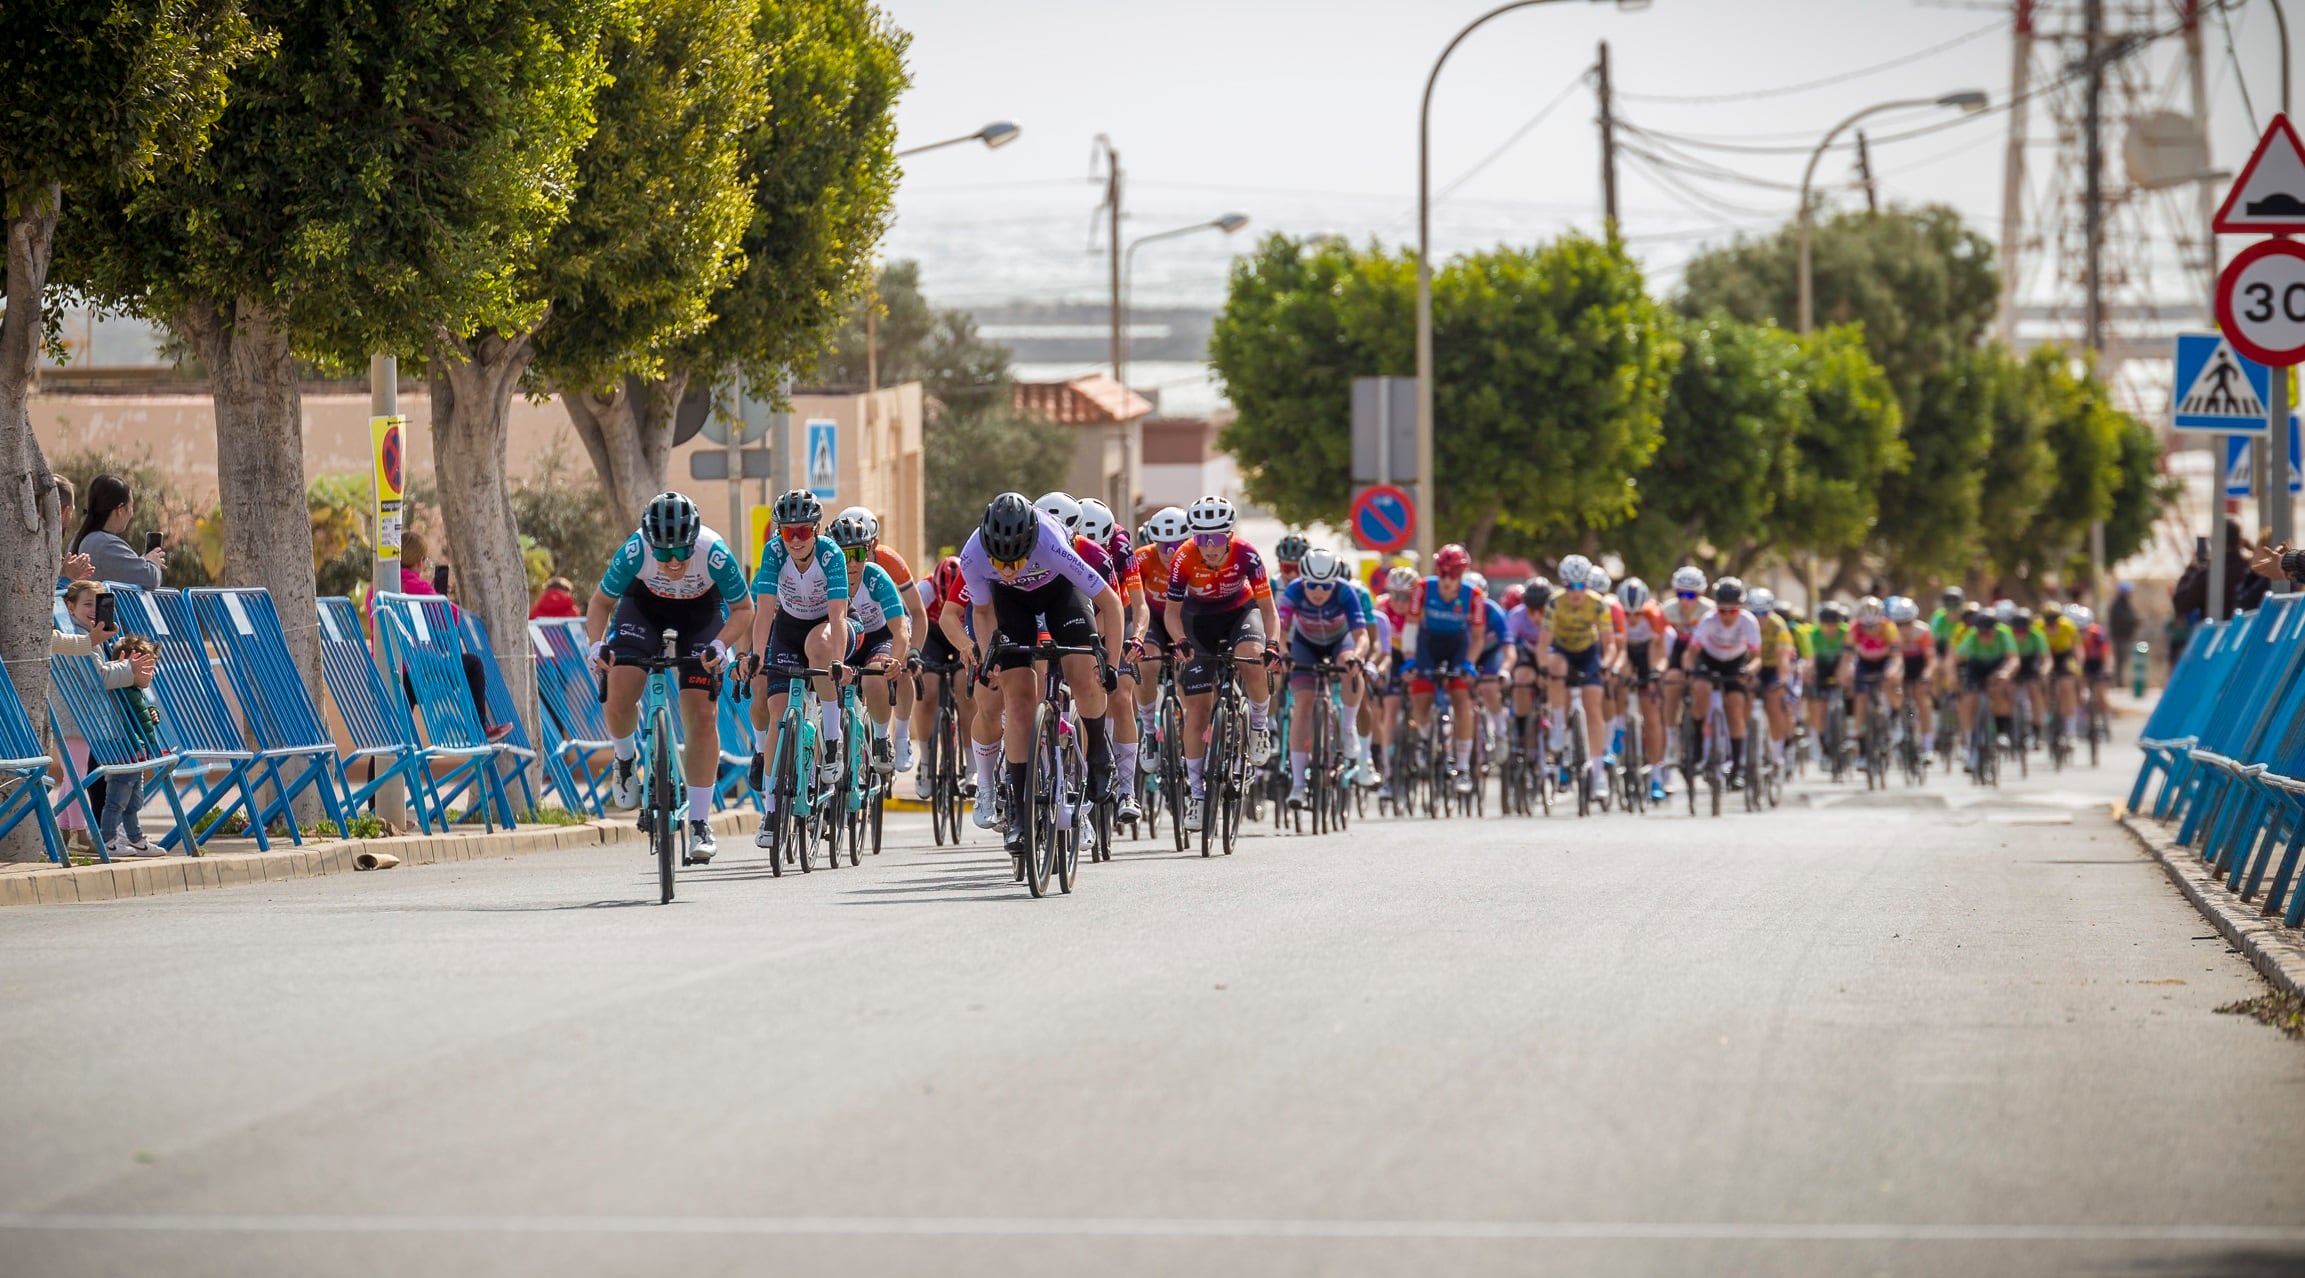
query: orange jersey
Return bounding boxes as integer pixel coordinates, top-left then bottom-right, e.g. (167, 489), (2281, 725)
(1134, 542), (1180, 603)
(1163, 538), (1272, 613)
(872, 545), (913, 590)
(1623, 601), (1666, 646)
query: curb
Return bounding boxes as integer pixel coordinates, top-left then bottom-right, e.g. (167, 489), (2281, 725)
(0, 809), (756, 909)
(2117, 811), (2305, 999)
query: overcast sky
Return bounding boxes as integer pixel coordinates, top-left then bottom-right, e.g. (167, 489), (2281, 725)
(877, 0), (2303, 313)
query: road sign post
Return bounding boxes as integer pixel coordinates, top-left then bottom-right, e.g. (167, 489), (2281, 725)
(1350, 484), (1416, 555)
(2214, 113), (2305, 548)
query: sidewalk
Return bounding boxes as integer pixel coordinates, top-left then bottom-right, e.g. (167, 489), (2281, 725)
(0, 809), (757, 908)
(2120, 811), (2305, 999)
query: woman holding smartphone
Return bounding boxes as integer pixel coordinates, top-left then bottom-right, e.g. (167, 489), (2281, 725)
(69, 474), (165, 589)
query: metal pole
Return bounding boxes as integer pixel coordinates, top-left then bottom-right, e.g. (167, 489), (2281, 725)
(367, 352), (406, 830)
(1997, 0), (2035, 346)
(1597, 40), (1618, 230)
(1855, 131), (1878, 213)
(2083, 0), (2111, 608)
(724, 371), (744, 574)
(2271, 0), (2295, 548)
(1104, 142), (1133, 517)
(1802, 98), (1942, 334)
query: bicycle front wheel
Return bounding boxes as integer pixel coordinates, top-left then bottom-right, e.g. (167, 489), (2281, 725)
(1024, 704), (1058, 897)
(650, 716), (677, 904)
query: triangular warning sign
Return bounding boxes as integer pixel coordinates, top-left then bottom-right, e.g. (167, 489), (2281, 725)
(2215, 113), (2305, 233)
(2178, 336), (2265, 419)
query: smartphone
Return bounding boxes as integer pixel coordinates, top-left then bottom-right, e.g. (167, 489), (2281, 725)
(145, 530), (163, 553)
(93, 593), (116, 630)
(2195, 535), (2210, 562)
(432, 564), (450, 594)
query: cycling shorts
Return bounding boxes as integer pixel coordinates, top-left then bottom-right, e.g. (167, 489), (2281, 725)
(2083, 656), (2107, 681)
(1409, 633), (1471, 696)
(1475, 641), (1505, 678)
(1758, 665), (1781, 691)
(1554, 642), (1604, 688)
(1181, 604), (1264, 697)
(1959, 658), (2003, 692)
(850, 623), (896, 668)
(2052, 649), (2081, 678)
(1853, 654), (1892, 691)
(919, 625), (963, 670)
(1287, 635), (1347, 687)
(989, 576), (1098, 672)
(757, 608), (823, 681)
(1626, 641), (1652, 676)
(1902, 653), (1929, 686)
(608, 590), (721, 694)
(1693, 650), (1749, 690)
(2014, 654), (2045, 683)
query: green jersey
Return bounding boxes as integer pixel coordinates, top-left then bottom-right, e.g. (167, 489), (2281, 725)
(1809, 622), (1850, 662)
(2012, 625), (2048, 658)
(1954, 622), (2017, 662)
(1928, 606), (1959, 644)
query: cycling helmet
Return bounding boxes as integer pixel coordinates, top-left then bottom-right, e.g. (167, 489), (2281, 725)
(1300, 547), (1347, 585)
(1435, 543), (1471, 576)
(1940, 585), (1965, 606)
(1712, 576), (1745, 605)
(827, 513), (874, 550)
(771, 489), (822, 527)
(1525, 580), (1556, 611)
(1501, 584), (1526, 611)
(933, 555), (965, 603)
(1856, 595), (1884, 622)
(834, 506), (879, 542)
(979, 492), (1041, 562)
(1887, 595), (1920, 624)
(2068, 604), (2094, 625)
(1077, 498), (1116, 543)
(1464, 571), (1488, 595)
(1616, 577), (1650, 610)
(2043, 599), (2065, 618)
(1994, 598), (2017, 624)
(1386, 566), (1419, 593)
(1558, 554), (1593, 588)
(1749, 586), (1776, 615)
(1274, 533), (1310, 567)
(1585, 563), (1611, 595)
(1035, 491), (1081, 533)
(1186, 495), (1236, 534)
(1145, 506), (1190, 545)
(1818, 602), (1847, 625)
(1671, 565), (1706, 594)
(640, 491), (700, 550)
(2013, 607), (2036, 628)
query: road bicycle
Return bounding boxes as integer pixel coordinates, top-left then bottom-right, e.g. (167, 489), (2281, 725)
(1965, 692), (2001, 788)
(1856, 679), (1892, 792)
(824, 669), (882, 867)
(756, 657), (838, 876)
(1190, 646), (1261, 857)
(597, 628), (704, 904)
(1616, 667), (1652, 815)
(1897, 693), (1928, 787)
(996, 638), (1099, 897)
(2085, 675), (2111, 767)
(1288, 660), (1358, 835)
(919, 655), (969, 846)
(1151, 655), (1190, 853)
(1560, 663), (1597, 818)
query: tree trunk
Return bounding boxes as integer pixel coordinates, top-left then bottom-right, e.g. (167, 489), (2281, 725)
(429, 330), (543, 760)
(0, 187), (62, 862)
(562, 369), (689, 529)
(177, 297), (323, 824)
(1463, 505), (1500, 566)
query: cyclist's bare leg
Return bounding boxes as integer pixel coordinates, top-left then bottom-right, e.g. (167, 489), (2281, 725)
(678, 687), (720, 787)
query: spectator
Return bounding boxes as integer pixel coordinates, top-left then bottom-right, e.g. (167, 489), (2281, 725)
(530, 575), (580, 619)
(54, 476), (92, 585)
(97, 634), (164, 858)
(2171, 520), (2257, 621)
(2247, 538), (2305, 590)
(69, 473), (163, 589)
(384, 529), (512, 743)
(51, 581), (152, 856)
(2107, 581), (2138, 686)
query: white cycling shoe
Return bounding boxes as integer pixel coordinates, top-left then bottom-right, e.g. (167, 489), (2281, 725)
(610, 758), (641, 809)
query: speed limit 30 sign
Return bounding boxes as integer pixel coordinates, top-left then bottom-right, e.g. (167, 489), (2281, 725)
(2216, 238), (2305, 367)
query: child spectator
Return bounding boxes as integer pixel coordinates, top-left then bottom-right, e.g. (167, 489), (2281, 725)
(97, 633), (163, 857)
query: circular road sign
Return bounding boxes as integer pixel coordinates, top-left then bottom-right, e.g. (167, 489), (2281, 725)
(1351, 484), (1416, 554)
(2216, 237), (2305, 367)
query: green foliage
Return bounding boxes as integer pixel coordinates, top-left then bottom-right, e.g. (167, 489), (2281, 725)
(1776, 324), (1908, 558)
(1877, 349), (1997, 578)
(924, 406), (1074, 554)
(521, 806), (589, 827)
(1999, 347), (2131, 584)
(1976, 347), (2062, 576)
(48, 446), (212, 586)
(511, 442), (628, 592)
(2102, 411), (2179, 569)
(818, 259), (1013, 412)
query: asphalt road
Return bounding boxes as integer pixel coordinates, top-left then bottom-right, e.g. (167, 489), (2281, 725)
(4, 727), (2303, 1278)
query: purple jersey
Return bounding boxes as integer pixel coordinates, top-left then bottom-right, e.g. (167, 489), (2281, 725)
(958, 510), (1111, 600)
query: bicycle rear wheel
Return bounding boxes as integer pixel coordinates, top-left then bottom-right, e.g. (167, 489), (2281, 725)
(1201, 698), (1230, 858)
(1024, 704), (1058, 897)
(649, 718), (676, 903)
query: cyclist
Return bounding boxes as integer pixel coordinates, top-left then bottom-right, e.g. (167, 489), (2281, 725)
(1467, 570), (1513, 767)
(1164, 495), (1280, 831)
(1618, 576), (1669, 802)
(912, 553), (976, 802)
(1373, 565), (1421, 801)
(1750, 587), (1797, 777)
(834, 506), (931, 774)
(1658, 566), (1713, 786)
(1843, 595), (1904, 740)
(1405, 544), (1489, 795)
(1273, 533), (1310, 591)
(965, 492), (1126, 855)
(1889, 596), (1934, 746)
(1954, 603), (2020, 772)
(1347, 565), (1388, 787)
(747, 490), (851, 847)
(2042, 599), (2083, 745)
(1805, 602), (1851, 766)
(2008, 605), (2050, 747)
(2075, 603), (2111, 735)
(1074, 497), (1145, 823)
(586, 492), (753, 862)
(1278, 547), (1373, 809)
(826, 512), (914, 774)
(1929, 587), (1965, 701)
(1543, 554), (1611, 798)
(1505, 576), (1553, 776)
(1681, 576), (1761, 788)
(1583, 562), (1627, 775)
(1130, 507), (1189, 780)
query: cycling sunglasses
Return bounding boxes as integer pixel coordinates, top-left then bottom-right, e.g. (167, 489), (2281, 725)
(992, 554), (1030, 573)
(1566, 581), (1587, 591)
(1192, 532), (1231, 550)
(778, 522), (818, 540)
(1676, 590), (1699, 600)
(650, 545), (692, 563)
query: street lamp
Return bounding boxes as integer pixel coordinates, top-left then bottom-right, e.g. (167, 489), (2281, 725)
(897, 120), (1021, 159)
(1797, 91), (1987, 333)
(1417, 0), (1646, 561)
(1115, 213), (1250, 517)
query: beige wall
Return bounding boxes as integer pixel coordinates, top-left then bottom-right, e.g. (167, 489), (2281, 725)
(30, 381), (927, 574)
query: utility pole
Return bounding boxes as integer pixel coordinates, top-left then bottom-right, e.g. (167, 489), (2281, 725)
(1596, 41), (1618, 230)
(366, 352), (406, 829)
(2082, 0), (2114, 614)
(2267, 0), (2296, 550)
(1996, 0), (2035, 346)
(1097, 135), (1135, 518)
(1854, 131), (1878, 214)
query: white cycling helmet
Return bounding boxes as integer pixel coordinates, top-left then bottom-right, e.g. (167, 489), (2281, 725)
(834, 506), (879, 542)
(1386, 566), (1419, 593)
(1185, 494), (1236, 534)
(1616, 577), (1650, 610)
(1464, 570), (1488, 595)
(1558, 554), (1594, 588)
(1585, 563), (1611, 594)
(1077, 498), (1116, 543)
(1886, 595), (1920, 624)
(1749, 586), (1777, 614)
(1671, 565), (1706, 594)
(2068, 604), (2094, 625)
(1301, 547), (1347, 585)
(1994, 598), (2017, 624)
(1035, 491), (1081, 533)
(1856, 594), (1885, 622)
(1145, 506), (1189, 544)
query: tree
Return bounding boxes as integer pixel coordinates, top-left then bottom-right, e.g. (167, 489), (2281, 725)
(1211, 232), (1671, 560)
(430, 0), (762, 747)
(1877, 350), (1996, 581)
(2101, 411), (2177, 571)
(0, 1), (259, 858)
(1999, 347), (2127, 588)
(561, 0), (908, 526)
(1974, 346), (2058, 586)
(64, 0), (610, 736)
(1783, 324), (1908, 586)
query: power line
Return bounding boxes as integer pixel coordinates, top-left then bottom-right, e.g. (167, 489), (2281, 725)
(1435, 70), (1595, 204)
(2216, 0), (2260, 134)
(1615, 19), (2004, 105)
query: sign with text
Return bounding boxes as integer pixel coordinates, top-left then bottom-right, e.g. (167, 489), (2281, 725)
(370, 415), (406, 560)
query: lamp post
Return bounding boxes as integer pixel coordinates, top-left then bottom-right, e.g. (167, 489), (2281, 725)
(896, 121), (1020, 159)
(1797, 91), (1988, 333)
(1114, 214), (1248, 520)
(1417, 0), (1649, 561)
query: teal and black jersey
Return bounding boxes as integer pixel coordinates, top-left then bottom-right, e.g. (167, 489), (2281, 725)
(598, 527), (747, 605)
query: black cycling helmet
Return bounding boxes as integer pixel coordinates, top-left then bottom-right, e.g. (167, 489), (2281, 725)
(1939, 585), (1964, 605)
(772, 489), (821, 527)
(1711, 576), (1745, 605)
(827, 513), (874, 551)
(1818, 602), (1847, 625)
(1524, 580), (1555, 611)
(1274, 533), (1310, 566)
(979, 492), (1041, 562)
(640, 491), (700, 550)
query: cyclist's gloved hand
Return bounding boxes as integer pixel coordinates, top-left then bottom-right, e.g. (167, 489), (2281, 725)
(702, 639), (730, 671)
(1100, 664), (1119, 694)
(587, 640), (608, 672)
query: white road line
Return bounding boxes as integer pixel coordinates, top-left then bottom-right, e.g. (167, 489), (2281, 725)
(3, 1215), (2301, 1243)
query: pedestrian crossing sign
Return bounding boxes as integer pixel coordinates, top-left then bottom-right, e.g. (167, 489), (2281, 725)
(806, 419), (838, 499)
(2171, 332), (2272, 434)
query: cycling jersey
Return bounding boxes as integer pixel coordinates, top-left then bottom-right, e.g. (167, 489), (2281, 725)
(2042, 614), (2079, 654)
(958, 510), (1110, 600)
(1689, 608), (1761, 660)
(1623, 601), (1666, 646)
(1849, 621), (1901, 661)
(1355, 582), (1393, 654)
(1757, 612), (1797, 664)
(1809, 623), (1850, 663)
(924, 556), (968, 624)
(1954, 622), (2018, 662)
(1164, 537), (1272, 615)
(1378, 593), (1417, 653)
(1543, 591), (1610, 653)
(2082, 624), (2111, 663)
(599, 527), (747, 604)
(1410, 577), (1486, 637)
(751, 533), (849, 619)
(1073, 534), (1121, 591)
(845, 561), (909, 633)
(2012, 627), (2049, 659)
(1277, 578), (1371, 646)
(872, 544), (914, 590)
(1660, 596), (1713, 639)
(1505, 603), (1545, 651)
(1477, 598), (1508, 655)
(1897, 623), (1932, 658)
(1928, 606), (1960, 645)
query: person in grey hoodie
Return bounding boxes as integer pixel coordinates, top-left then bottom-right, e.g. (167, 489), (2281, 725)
(69, 473), (164, 590)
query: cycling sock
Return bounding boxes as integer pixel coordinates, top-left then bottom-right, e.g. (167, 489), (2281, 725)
(1356, 732), (1373, 761)
(613, 733), (637, 763)
(973, 741), (1001, 792)
(1186, 754), (1205, 798)
(1082, 713), (1111, 767)
(1247, 698), (1268, 730)
(891, 718), (910, 753)
(1452, 739), (1472, 769)
(1113, 741), (1138, 779)
(1290, 750), (1309, 787)
(688, 784), (711, 822)
(820, 701), (841, 743)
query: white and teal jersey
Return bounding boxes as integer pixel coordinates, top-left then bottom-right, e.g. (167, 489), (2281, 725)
(847, 562), (908, 633)
(751, 534), (848, 620)
(599, 527), (746, 603)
